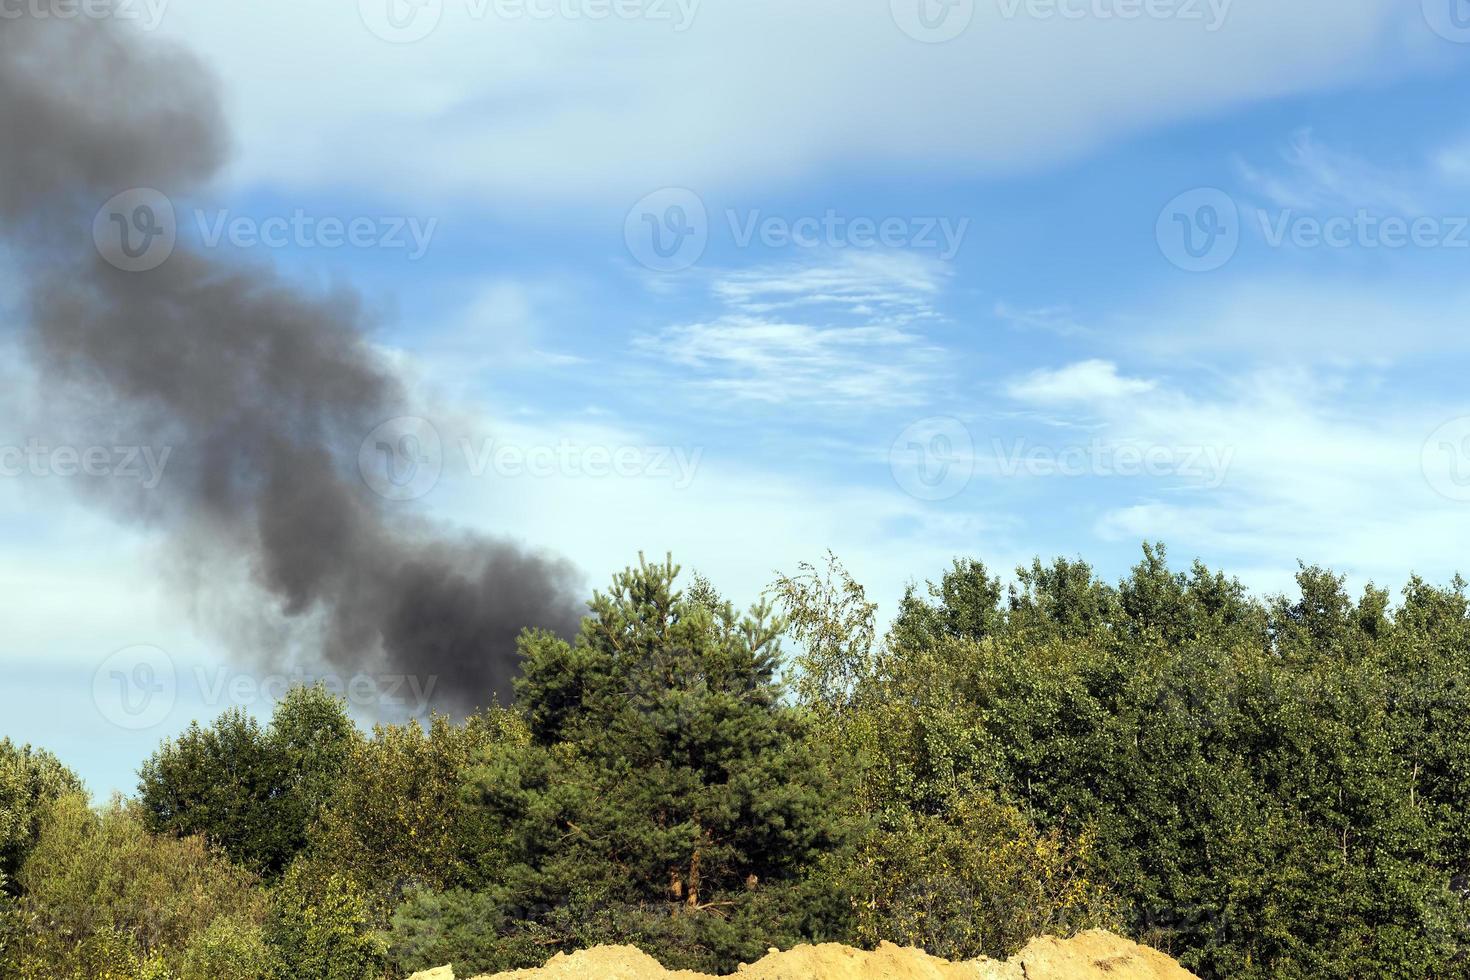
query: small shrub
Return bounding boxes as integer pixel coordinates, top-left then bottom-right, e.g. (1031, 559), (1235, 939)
(179, 916), (279, 980)
(266, 862), (386, 980)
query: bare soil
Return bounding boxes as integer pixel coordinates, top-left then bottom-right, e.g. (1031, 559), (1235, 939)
(407, 931), (1200, 980)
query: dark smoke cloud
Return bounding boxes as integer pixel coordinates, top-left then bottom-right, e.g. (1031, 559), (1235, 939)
(0, 15), (584, 713)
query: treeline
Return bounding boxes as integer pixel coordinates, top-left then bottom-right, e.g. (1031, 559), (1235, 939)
(2, 545), (1469, 979)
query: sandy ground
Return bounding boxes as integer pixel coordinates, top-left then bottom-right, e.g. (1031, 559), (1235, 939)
(407, 931), (1200, 980)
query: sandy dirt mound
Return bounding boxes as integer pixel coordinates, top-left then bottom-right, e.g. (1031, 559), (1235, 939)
(408, 931), (1199, 980)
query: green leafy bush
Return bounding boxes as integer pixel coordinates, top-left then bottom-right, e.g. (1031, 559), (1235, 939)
(178, 916), (278, 980)
(0, 739), (82, 890)
(387, 887), (508, 977)
(310, 710), (522, 915)
(138, 686), (358, 878)
(265, 862), (386, 980)
(834, 796), (1119, 960)
(5, 793), (266, 979)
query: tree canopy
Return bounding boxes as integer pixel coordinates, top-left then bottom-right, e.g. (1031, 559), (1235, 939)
(6, 546), (1470, 979)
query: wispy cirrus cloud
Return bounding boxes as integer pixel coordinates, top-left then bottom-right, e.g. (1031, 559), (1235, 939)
(1235, 128), (1429, 212)
(645, 317), (946, 406)
(710, 251), (949, 318)
(637, 253), (953, 407)
(993, 302), (1092, 338)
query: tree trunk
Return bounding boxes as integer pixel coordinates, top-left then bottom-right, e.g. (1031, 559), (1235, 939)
(687, 846), (702, 909)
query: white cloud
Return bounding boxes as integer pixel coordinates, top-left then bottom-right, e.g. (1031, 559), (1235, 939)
(643, 316), (944, 405)
(1026, 362), (1470, 587)
(149, 0), (1425, 203)
(713, 251), (947, 317)
(1006, 359), (1156, 404)
(637, 253), (953, 406)
(1235, 128), (1426, 212)
(993, 302), (1091, 337)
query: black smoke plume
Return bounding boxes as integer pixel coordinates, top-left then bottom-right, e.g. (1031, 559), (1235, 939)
(0, 14), (584, 713)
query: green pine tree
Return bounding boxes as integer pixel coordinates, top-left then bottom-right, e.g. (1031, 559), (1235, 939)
(444, 556), (848, 973)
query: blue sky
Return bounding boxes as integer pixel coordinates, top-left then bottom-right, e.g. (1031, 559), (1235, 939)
(4, 0), (1470, 795)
